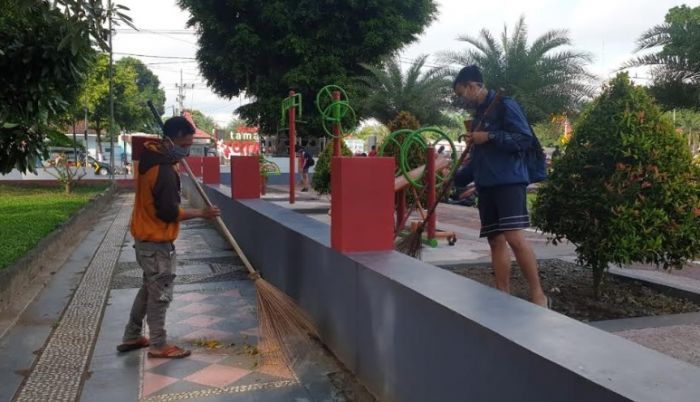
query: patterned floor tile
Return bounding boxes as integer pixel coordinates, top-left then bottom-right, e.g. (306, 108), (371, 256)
(179, 314), (225, 328)
(177, 302), (219, 314)
(184, 364), (251, 388)
(220, 289), (242, 298)
(175, 292), (209, 302)
(142, 372), (179, 397)
(143, 354), (171, 370)
(148, 358), (210, 379)
(183, 328), (236, 342)
(189, 352), (228, 364)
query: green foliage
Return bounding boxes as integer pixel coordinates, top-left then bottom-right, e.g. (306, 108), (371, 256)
(72, 55), (164, 158)
(184, 109), (217, 135)
(353, 124), (390, 144)
(0, 184), (108, 270)
(311, 141), (353, 195)
(225, 117), (247, 134)
(177, 0), (438, 135)
(0, 0), (134, 174)
(356, 55), (451, 126)
(532, 121), (564, 148)
(386, 111), (421, 132)
(116, 57), (167, 133)
(533, 74), (700, 290)
(0, 1), (94, 173)
(626, 5), (700, 110)
(665, 109), (700, 156)
(440, 16), (594, 123)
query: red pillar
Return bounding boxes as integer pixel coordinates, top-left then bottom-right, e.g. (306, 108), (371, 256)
(230, 156), (260, 200)
(181, 156), (203, 177)
(426, 147), (436, 240)
(331, 156), (395, 252)
(332, 91), (341, 157)
(202, 156), (220, 184)
(288, 90), (296, 204)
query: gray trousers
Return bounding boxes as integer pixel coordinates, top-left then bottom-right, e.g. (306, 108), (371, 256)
(123, 241), (177, 348)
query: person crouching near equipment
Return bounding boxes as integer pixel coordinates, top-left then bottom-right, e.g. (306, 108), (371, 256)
(117, 116), (221, 358)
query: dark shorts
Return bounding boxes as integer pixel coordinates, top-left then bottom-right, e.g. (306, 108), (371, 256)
(477, 184), (530, 238)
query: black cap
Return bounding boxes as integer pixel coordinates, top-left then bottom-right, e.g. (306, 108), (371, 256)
(453, 65), (483, 88)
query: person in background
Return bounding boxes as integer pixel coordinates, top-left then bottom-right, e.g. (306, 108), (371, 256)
(296, 145), (315, 192)
(368, 145), (378, 157)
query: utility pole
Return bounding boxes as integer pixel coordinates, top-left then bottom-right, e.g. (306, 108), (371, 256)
(108, 0), (115, 180)
(175, 69), (194, 115)
(84, 107), (89, 167)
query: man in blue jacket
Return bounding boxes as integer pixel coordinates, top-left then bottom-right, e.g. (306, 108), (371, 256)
(453, 65), (547, 308)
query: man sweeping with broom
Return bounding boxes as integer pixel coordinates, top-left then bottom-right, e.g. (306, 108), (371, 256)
(452, 65), (548, 308)
(117, 116), (220, 358)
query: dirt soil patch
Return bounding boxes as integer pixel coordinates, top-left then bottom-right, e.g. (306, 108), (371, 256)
(443, 259), (700, 322)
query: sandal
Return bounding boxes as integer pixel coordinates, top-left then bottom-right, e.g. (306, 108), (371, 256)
(117, 336), (150, 353)
(147, 345), (191, 359)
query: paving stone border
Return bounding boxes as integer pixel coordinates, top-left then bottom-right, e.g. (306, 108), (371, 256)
(13, 198), (130, 402)
(0, 185), (117, 313)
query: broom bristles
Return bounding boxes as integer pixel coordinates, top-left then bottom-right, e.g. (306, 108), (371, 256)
(254, 277), (319, 373)
(396, 224), (424, 259)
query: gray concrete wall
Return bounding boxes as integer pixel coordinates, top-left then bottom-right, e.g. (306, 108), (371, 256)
(181, 177), (700, 402)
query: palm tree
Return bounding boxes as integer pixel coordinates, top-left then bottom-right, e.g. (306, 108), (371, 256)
(355, 55), (452, 126)
(621, 5), (700, 110)
(439, 16), (594, 123)
(623, 7), (700, 83)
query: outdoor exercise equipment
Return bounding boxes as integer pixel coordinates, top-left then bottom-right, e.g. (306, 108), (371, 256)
(280, 91), (302, 203)
(379, 127), (459, 247)
(315, 85), (357, 156)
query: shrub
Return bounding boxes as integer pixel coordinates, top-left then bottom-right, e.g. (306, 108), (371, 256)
(311, 140), (353, 195)
(532, 73), (700, 291)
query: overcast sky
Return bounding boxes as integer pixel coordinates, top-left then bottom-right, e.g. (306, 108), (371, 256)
(114, 0), (691, 127)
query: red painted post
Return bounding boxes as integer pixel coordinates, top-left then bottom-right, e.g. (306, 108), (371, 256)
(288, 90), (296, 204)
(332, 91), (341, 157)
(331, 157), (395, 252)
(183, 156), (203, 177)
(426, 146), (436, 240)
(230, 156), (260, 199)
(202, 156), (220, 184)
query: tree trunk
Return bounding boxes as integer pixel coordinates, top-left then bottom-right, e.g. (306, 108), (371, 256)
(96, 127), (103, 161)
(65, 181), (72, 195)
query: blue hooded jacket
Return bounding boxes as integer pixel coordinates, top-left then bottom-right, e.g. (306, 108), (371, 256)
(456, 90), (533, 189)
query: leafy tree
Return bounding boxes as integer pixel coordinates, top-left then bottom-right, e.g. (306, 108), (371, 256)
(0, 1), (94, 173)
(183, 109), (216, 134)
(225, 117), (247, 134)
(311, 141), (353, 195)
(532, 74), (700, 292)
(0, 0), (133, 173)
(177, 0), (438, 135)
(355, 55), (451, 126)
(624, 5), (700, 110)
(666, 109), (700, 156)
(116, 57), (167, 133)
(79, 54), (140, 158)
(353, 124), (390, 144)
(440, 16), (594, 123)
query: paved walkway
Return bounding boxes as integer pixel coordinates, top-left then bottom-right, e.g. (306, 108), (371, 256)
(0, 192), (372, 402)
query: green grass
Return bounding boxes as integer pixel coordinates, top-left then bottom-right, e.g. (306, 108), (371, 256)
(0, 184), (108, 270)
